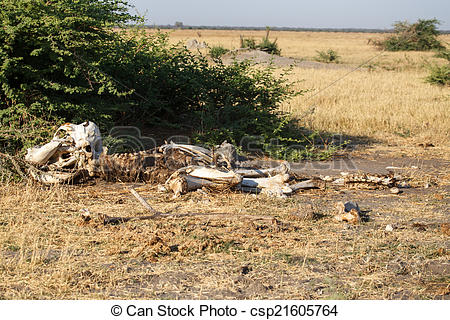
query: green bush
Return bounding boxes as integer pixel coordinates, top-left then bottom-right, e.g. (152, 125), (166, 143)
(315, 49), (341, 63)
(1, 1), (336, 160)
(209, 45), (229, 60)
(258, 37), (281, 55)
(434, 48), (450, 61)
(426, 47), (450, 86)
(191, 61), (302, 146)
(425, 64), (450, 86)
(372, 19), (445, 51)
(0, 0), (141, 153)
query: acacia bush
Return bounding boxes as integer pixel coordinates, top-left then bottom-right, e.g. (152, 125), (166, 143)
(372, 19), (445, 51)
(0, 0), (140, 153)
(240, 36), (257, 50)
(434, 48), (450, 61)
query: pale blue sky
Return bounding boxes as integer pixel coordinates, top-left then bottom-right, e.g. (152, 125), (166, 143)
(127, 0), (450, 30)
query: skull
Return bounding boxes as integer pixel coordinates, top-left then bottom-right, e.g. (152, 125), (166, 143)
(53, 121), (103, 159)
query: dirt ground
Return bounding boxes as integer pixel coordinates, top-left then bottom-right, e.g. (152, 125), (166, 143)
(0, 145), (448, 300)
(221, 49), (356, 69)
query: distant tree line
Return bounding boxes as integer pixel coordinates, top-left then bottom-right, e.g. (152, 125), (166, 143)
(148, 24), (450, 34)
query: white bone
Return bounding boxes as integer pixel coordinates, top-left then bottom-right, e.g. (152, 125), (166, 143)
(165, 166), (242, 196)
(241, 173), (290, 189)
(159, 143), (212, 161)
(25, 140), (61, 165)
(234, 162), (290, 178)
(25, 121), (103, 184)
(240, 173), (292, 198)
(185, 166), (242, 184)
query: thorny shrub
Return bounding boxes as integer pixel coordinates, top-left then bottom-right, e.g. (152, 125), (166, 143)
(372, 19), (445, 51)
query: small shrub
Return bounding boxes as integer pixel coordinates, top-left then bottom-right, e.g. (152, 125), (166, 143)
(372, 19), (445, 51)
(258, 37), (281, 55)
(315, 49), (341, 63)
(427, 46), (450, 86)
(425, 64), (450, 86)
(239, 27), (281, 55)
(434, 48), (450, 61)
(209, 45), (229, 60)
(240, 36), (257, 50)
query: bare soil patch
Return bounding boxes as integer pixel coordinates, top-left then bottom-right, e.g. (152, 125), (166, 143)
(221, 49), (354, 69)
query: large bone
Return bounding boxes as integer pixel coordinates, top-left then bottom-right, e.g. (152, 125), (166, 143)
(166, 166), (242, 196)
(241, 173), (290, 189)
(25, 121), (103, 184)
(160, 141), (239, 168)
(234, 162), (290, 178)
(167, 176), (223, 196)
(240, 173), (292, 197)
(25, 140), (62, 165)
(187, 166), (242, 183)
(290, 179), (316, 191)
(214, 141), (238, 168)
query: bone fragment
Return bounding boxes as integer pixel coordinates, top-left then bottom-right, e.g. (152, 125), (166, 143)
(334, 201), (361, 224)
(334, 209), (360, 224)
(240, 173), (292, 197)
(241, 173), (290, 189)
(213, 141), (238, 168)
(25, 140), (61, 165)
(290, 180), (316, 191)
(234, 161), (290, 178)
(129, 187), (161, 215)
(159, 143), (212, 163)
(187, 166), (242, 184)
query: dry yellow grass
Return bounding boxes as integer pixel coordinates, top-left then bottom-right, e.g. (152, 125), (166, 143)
(160, 29), (450, 146)
(284, 68), (449, 144)
(1, 178), (448, 299)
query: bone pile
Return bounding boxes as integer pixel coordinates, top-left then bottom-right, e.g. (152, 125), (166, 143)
(23, 122), (404, 197)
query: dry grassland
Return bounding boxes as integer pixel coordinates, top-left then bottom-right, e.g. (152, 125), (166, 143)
(0, 30), (449, 300)
(0, 175), (448, 299)
(164, 29), (450, 145)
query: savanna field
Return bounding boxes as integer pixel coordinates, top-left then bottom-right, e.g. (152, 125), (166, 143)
(0, 29), (449, 299)
(166, 29), (450, 145)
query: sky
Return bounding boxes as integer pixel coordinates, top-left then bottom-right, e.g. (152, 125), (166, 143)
(127, 0), (450, 30)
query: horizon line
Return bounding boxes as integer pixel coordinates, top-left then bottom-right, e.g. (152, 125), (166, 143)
(138, 24), (450, 34)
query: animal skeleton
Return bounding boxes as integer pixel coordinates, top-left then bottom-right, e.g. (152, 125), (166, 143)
(22, 121), (402, 197)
